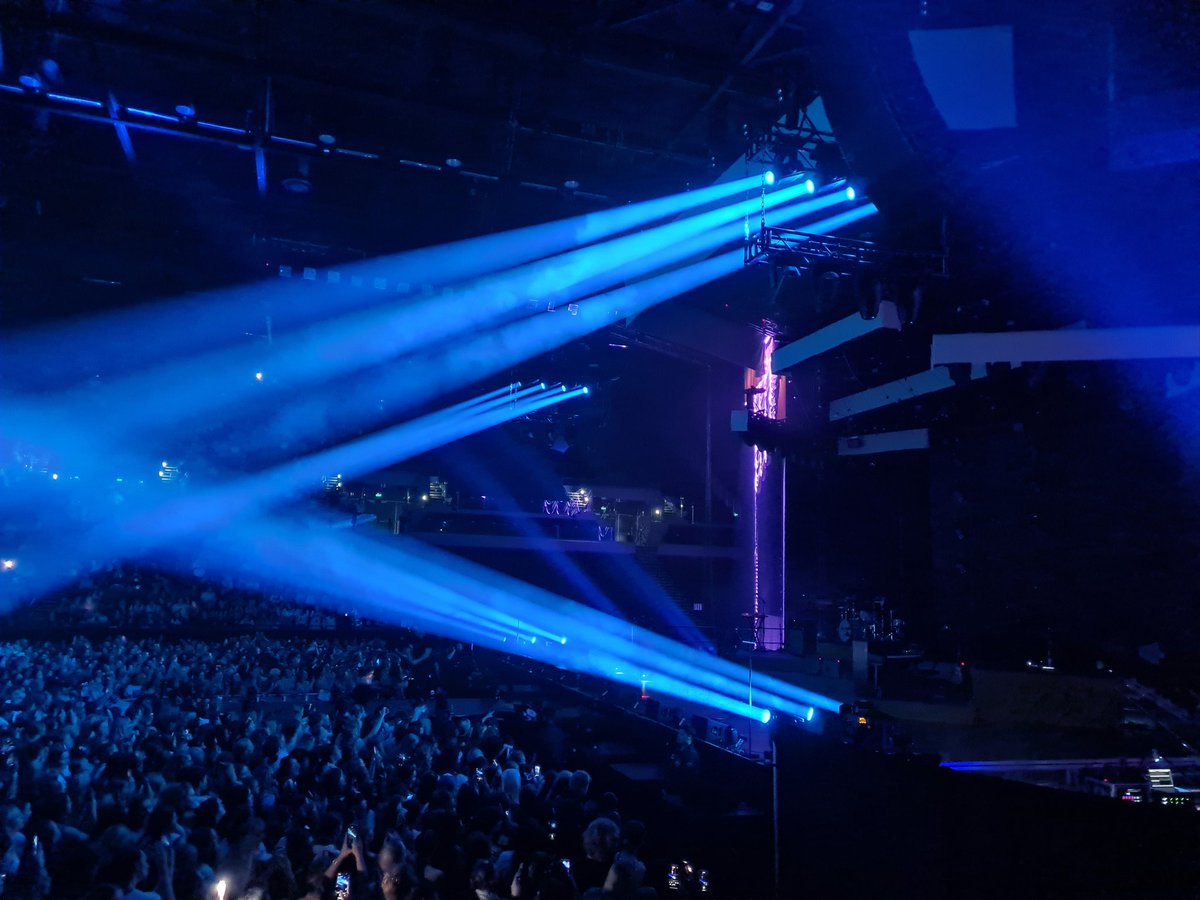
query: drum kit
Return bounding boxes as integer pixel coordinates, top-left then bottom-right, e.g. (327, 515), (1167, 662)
(835, 597), (904, 643)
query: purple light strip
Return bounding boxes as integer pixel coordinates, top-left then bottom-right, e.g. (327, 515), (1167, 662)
(751, 335), (779, 635)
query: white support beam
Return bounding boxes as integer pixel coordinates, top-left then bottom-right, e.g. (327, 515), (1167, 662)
(828, 365), (986, 421)
(931, 325), (1200, 367)
(837, 428), (929, 456)
(772, 301), (901, 372)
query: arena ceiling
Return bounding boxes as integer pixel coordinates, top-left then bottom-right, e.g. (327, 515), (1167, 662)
(0, 0), (818, 324)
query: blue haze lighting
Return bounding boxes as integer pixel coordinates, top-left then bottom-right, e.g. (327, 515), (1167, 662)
(347, 531), (841, 716)
(143, 386), (589, 537)
(13, 182), (833, 461)
(409, 199), (876, 401)
(190, 518), (822, 724)
(24, 184), (806, 454)
(5, 195), (875, 621)
(2, 386), (584, 607)
(13, 200), (859, 528)
(452, 447), (625, 619)
(269, 520), (816, 718)
(465, 382), (535, 409)
(240, 194), (863, 451)
(6, 175), (772, 385)
(6, 194), (873, 508)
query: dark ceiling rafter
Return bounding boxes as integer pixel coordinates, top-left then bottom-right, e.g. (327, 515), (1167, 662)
(0, 85), (619, 204)
(602, 0), (693, 32)
(0, 14), (740, 190)
(0, 3), (783, 110)
(0, 0), (808, 323)
(665, 0), (806, 152)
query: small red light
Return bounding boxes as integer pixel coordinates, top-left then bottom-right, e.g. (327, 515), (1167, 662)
(960, 661), (966, 667)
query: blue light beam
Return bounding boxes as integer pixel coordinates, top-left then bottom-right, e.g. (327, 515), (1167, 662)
(4, 175), (772, 387)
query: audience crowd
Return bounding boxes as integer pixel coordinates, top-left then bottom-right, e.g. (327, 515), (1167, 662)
(6, 565), (339, 631)
(0, 571), (663, 900)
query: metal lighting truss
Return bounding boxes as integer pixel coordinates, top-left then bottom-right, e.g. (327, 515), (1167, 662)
(745, 225), (945, 277)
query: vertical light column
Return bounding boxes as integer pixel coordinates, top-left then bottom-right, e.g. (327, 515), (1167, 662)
(746, 334), (785, 649)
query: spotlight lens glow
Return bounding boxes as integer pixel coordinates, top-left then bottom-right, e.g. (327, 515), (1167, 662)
(560, 637), (568, 645)
(1, 559), (16, 571)
(846, 187), (856, 200)
(805, 179), (815, 194)
(540, 382), (547, 390)
(760, 709), (773, 724)
(255, 371), (264, 381)
(806, 707), (815, 722)
(764, 171), (776, 186)
(582, 386), (590, 394)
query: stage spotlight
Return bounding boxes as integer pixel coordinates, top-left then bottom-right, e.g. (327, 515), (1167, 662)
(582, 386), (590, 394)
(805, 179), (815, 194)
(254, 371), (264, 381)
(175, 103), (196, 121)
(764, 171), (776, 186)
(560, 637), (568, 645)
(51, 473), (59, 481)
(760, 709), (773, 724)
(445, 157), (463, 169)
(806, 707), (815, 721)
(18, 72), (44, 93)
(564, 179), (580, 191)
(2, 560), (16, 571)
(846, 187), (857, 200)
